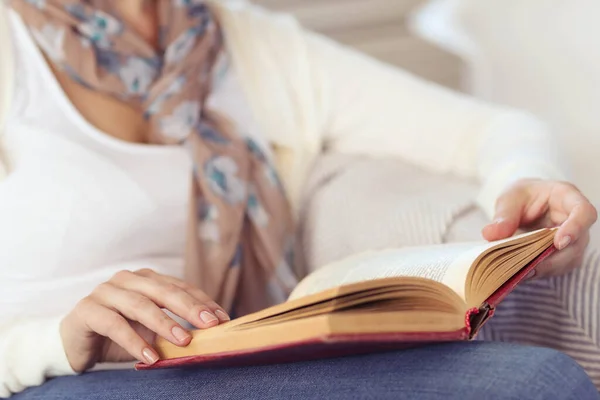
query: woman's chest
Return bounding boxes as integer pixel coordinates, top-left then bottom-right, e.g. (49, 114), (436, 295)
(52, 65), (152, 144)
(0, 122), (192, 279)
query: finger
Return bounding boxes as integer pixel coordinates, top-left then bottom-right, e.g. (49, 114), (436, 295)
(553, 191), (598, 250)
(524, 269), (537, 280)
(78, 298), (159, 365)
(91, 281), (193, 347)
(113, 270), (222, 328)
(135, 269), (230, 322)
(534, 249), (584, 279)
(482, 188), (527, 241)
(534, 232), (589, 279)
(157, 276), (230, 322)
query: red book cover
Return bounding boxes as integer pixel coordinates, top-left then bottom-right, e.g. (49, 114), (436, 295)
(136, 246), (555, 371)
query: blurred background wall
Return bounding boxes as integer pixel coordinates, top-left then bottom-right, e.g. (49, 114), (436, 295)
(253, 0), (464, 91)
(411, 0), (600, 202)
(253, 0), (600, 202)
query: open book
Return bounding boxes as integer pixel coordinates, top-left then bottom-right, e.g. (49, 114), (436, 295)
(139, 228), (556, 370)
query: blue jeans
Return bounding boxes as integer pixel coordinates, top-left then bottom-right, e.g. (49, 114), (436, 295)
(14, 342), (598, 400)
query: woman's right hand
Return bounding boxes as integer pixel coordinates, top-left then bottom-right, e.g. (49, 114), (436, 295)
(59, 269), (230, 372)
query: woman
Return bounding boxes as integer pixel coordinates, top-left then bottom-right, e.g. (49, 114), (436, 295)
(0, 0), (597, 399)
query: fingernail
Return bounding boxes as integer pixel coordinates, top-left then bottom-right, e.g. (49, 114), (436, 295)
(171, 326), (191, 343)
(142, 348), (159, 364)
(493, 218), (504, 224)
(200, 311), (218, 325)
(558, 236), (572, 250)
(215, 310), (230, 322)
(525, 270), (536, 280)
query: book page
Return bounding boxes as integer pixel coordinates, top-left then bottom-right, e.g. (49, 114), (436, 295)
(289, 241), (493, 302)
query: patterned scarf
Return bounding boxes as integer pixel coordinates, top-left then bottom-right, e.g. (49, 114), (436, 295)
(11, 0), (298, 316)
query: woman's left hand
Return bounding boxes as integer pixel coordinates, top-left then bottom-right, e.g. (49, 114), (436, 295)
(482, 178), (598, 279)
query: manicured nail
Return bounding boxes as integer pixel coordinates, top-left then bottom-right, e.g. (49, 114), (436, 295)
(558, 236), (572, 250)
(172, 326), (191, 343)
(142, 348), (159, 364)
(200, 311), (218, 325)
(215, 310), (230, 322)
(484, 218), (503, 231)
(525, 270), (536, 280)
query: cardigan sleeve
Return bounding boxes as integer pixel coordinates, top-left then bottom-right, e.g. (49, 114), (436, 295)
(302, 32), (568, 219)
(0, 318), (76, 398)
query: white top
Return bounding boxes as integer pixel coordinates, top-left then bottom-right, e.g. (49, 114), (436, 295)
(1, 9), (194, 316)
(0, 1), (568, 397)
(0, 11), (269, 397)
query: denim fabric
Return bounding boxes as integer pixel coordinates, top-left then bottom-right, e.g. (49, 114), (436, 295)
(14, 342), (598, 400)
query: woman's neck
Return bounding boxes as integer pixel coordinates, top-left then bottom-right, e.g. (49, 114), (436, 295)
(114, 0), (152, 16)
(113, 0), (158, 47)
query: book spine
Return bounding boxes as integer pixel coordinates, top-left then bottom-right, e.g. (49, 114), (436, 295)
(466, 304), (493, 340)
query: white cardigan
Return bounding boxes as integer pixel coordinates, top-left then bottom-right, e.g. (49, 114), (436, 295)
(0, 0), (567, 396)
